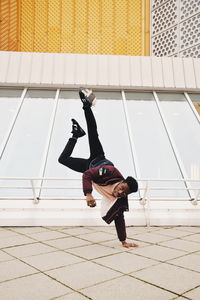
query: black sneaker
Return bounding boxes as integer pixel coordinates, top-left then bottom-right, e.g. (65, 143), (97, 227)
(79, 87), (96, 107)
(71, 119), (86, 138)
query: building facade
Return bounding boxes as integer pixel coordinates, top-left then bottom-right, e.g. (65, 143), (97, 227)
(0, 1), (200, 226)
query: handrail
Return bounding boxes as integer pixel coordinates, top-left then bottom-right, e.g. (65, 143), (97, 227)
(0, 178), (199, 204)
(0, 186), (200, 191)
(0, 177), (199, 181)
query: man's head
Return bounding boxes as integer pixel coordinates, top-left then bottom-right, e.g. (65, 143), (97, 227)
(112, 176), (138, 198)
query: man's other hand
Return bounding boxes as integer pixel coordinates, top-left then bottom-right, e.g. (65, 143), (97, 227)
(86, 194), (96, 207)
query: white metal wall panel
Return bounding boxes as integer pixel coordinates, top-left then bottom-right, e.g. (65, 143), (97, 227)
(75, 54), (87, 86)
(141, 56), (152, 87)
(97, 55), (108, 86)
(130, 56), (142, 87)
(172, 57), (185, 88)
(6, 52), (21, 83)
(41, 53), (54, 84)
(86, 55), (98, 85)
(162, 57), (175, 88)
(53, 53), (65, 84)
(64, 53), (76, 85)
(18, 52), (32, 83)
(30, 53), (43, 84)
(0, 51), (200, 91)
(0, 51), (10, 83)
(183, 58), (196, 89)
(151, 57), (164, 88)
(119, 56), (131, 87)
(108, 55), (119, 86)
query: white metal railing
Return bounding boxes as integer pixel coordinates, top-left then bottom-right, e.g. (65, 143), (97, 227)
(0, 177), (199, 203)
(0, 177), (199, 228)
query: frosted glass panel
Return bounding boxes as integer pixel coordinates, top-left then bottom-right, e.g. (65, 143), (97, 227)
(95, 91), (122, 100)
(126, 92), (188, 198)
(0, 89), (23, 97)
(188, 93), (200, 116)
(42, 97), (89, 198)
(0, 90), (55, 197)
(158, 93), (200, 197)
(0, 89), (23, 148)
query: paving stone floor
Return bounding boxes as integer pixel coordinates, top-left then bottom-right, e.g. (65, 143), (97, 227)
(0, 226), (200, 300)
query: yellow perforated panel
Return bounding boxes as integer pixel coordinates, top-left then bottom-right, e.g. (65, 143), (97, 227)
(88, 0), (101, 54)
(74, 0), (88, 54)
(34, 0), (48, 52)
(101, 0), (114, 54)
(61, 0), (74, 53)
(128, 0), (142, 55)
(0, 0), (18, 51)
(20, 0), (34, 51)
(48, 0), (61, 52)
(1, 0), (150, 55)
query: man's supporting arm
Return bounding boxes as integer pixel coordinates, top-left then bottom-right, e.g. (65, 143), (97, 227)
(114, 213), (138, 248)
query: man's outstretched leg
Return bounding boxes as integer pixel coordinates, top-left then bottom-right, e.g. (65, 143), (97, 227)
(79, 87), (105, 162)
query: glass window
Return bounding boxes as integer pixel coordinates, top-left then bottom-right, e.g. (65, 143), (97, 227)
(0, 89), (56, 197)
(41, 95), (88, 198)
(126, 92), (188, 198)
(0, 89), (23, 151)
(59, 90), (79, 99)
(94, 91), (122, 100)
(158, 92), (200, 197)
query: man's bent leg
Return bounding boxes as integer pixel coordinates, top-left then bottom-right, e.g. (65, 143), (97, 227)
(58, 138), (88, 173)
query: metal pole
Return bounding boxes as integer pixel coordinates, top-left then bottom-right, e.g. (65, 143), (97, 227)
(121, 90), (150, 224)
(194, 189), (200, 202)
(0, 88), (27, 159)
(37, 89), (60, 199)
(30, 180), (39, 204)
(140, 180), (150, 227)
(121, 90), (142, 198)
(146, 187), (151, 229)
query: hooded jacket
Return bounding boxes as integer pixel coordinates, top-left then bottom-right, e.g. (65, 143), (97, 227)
(82, 165), (129, 225)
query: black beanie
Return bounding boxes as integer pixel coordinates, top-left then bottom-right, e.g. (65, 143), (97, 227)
(124, 176), (138, 193)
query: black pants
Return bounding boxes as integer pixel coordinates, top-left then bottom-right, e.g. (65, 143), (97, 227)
(58, 106), (105, 172)
(58, 106), (126, 242)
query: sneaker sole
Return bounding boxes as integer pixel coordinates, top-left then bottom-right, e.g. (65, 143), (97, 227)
(79, 87), (96, 106)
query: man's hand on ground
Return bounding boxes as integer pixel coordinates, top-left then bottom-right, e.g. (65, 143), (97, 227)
(86, 194), (96, 207)
(122, 241), (139, 248)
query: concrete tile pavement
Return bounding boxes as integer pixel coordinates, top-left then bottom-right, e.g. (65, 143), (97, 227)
(0, 226), (199, 300)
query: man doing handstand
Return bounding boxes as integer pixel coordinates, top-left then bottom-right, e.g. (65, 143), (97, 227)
(58, 88), (138, 248)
